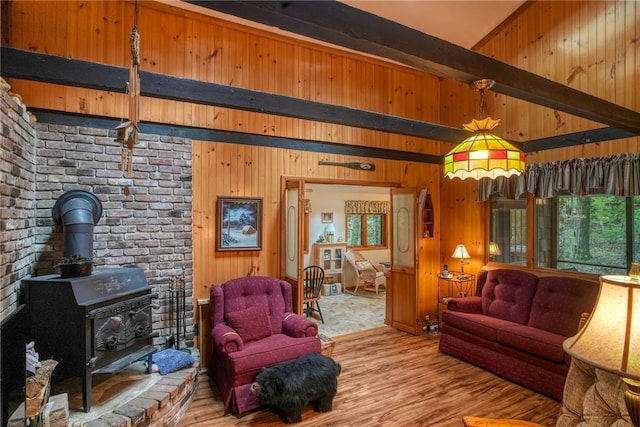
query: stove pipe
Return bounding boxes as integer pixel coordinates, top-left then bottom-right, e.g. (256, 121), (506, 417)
(52, 190), (103, 260)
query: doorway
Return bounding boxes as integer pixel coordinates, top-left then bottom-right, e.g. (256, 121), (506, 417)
(304, 183), (390, 336)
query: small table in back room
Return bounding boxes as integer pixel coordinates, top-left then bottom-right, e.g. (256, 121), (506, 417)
(436, 274), (476, 329)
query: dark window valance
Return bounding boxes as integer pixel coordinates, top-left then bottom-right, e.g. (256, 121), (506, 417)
(477, 153), (640, 201)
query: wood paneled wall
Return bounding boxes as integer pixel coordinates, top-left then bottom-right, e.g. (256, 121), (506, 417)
(440, 0), (640, 269)
(4, 1), (639, 337)
(5, 1), (444, 156)
(192, 143), (442, 308)
(5, 1), (443, 337)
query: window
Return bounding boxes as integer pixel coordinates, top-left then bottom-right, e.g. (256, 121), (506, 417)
(490, 198), (527, 265)
(347, 214), (387, 249)
(538, 195), (633, 275)
(491, 194), (640, 275)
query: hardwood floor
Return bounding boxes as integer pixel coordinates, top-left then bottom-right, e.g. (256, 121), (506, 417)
(179, 327), (560, 426)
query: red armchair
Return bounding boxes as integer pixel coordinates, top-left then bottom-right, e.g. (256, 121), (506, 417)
(209, 276), (322, 414)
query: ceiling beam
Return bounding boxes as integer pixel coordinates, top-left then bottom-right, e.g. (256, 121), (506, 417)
(523, 127), (636, 153)
(2, 48), (631, 152)
(187, 1), (640, 136)
(30, 108), (440, 164)
(1, 47), (467, 143)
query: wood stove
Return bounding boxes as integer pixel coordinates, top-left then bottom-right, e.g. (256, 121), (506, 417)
(22, 267), (157, 412)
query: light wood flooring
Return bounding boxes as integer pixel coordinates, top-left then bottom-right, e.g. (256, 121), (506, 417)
(179, 327), (560, 426)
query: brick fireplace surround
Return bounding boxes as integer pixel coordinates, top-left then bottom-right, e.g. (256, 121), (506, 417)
(1, 86), (197, 424)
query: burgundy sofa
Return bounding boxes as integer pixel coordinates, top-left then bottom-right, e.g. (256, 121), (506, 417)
(438, 267), (599, 400)
(209, 276), (321, 414)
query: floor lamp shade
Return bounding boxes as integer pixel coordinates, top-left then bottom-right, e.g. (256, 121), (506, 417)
(563, 275), (640, 426)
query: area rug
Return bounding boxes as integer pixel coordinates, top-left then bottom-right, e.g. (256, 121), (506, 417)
(308, 291), (386, 338)
(344, 287), (385, 299)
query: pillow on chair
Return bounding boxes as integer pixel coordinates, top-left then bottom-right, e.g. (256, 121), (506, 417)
(227, 305), (272, 342)
(355, 260), (373, 270)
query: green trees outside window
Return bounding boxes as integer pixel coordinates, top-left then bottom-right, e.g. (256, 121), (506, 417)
(347, 214), (386, 249)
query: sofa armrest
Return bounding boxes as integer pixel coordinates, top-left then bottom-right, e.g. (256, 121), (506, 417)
(447, 296), (482, 313)
(212, 323), (244, 354)
(282, 312), (318, 338)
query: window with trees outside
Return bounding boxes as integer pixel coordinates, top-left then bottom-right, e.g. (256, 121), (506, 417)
(490, 195), (640, 275)
(346, 214), (387, 249)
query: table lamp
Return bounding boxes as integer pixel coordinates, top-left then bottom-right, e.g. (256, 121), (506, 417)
(451, 244), (471, 276)
(563, 275), (640, 426)
(489, 241), (501, 259)
(324, 223), (336, 243)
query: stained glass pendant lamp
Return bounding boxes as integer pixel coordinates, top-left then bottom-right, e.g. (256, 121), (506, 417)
(444, 79), (525, 180)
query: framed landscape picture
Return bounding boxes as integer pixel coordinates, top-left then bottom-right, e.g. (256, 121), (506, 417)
(216, 196), (263, 251)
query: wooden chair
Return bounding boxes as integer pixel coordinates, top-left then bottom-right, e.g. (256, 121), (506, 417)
(303, 265), (325, 323)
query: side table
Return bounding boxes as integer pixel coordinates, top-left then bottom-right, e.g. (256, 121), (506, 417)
(318, 334), (335, 357)
(436, 274), (476, 328)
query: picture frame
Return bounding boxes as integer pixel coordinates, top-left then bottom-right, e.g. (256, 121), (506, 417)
(321, 212), (333, 223)
(216, 196), (263, 251)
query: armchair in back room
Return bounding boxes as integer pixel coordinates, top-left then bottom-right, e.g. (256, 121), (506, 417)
(343, 249), (387, 294)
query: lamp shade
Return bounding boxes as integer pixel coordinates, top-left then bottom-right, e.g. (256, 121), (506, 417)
(444, 117), (525, 180)
(324, 223), (336, 234)
(451, 244), (471, 260)
(563, 275), (640, 381)
(489, 241), (502, 256)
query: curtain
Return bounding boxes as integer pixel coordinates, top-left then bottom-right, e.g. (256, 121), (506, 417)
(345, 200), (391, 214)
(477, 153), (640, 201)
(303, 199), (312, 213)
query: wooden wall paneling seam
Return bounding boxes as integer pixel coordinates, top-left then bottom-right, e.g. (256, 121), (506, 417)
(623, 1), (637, 118)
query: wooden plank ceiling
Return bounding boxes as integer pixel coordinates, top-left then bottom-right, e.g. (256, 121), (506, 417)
(184, 0), (640, 146)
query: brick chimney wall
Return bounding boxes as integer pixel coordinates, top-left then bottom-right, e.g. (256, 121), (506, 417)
(0, 90), (37, 321)
(1, 88), (195, 347)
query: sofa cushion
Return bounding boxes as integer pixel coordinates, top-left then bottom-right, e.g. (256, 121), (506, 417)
(527, 276), (599, 336)
(481, 269), (538, 325)
(441, 310), (520, 342)
(227, 305), (272, 343)
(497, 324), (566, 362)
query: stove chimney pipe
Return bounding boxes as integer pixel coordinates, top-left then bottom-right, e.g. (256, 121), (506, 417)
(52, 190), (103, 260)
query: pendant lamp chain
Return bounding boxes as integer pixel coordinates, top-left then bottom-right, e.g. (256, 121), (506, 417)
(473, 78), (494, 119)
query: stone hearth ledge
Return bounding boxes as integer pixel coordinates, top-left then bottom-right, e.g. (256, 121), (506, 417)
(74, 352), (200, 427)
